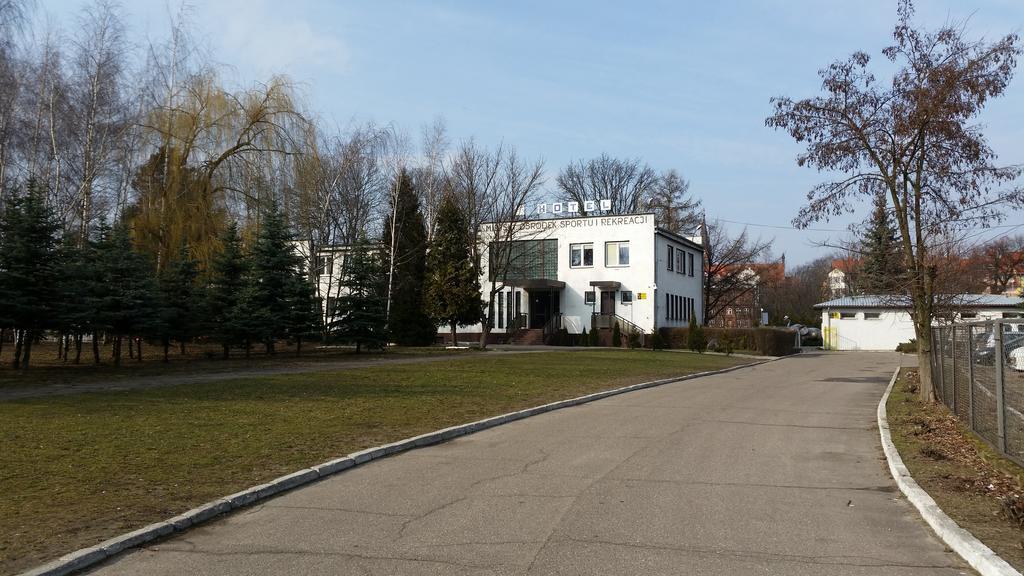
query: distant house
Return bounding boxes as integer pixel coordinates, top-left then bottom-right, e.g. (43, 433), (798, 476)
(708, 260), (785, 328)
(813, 294), (1023, 351)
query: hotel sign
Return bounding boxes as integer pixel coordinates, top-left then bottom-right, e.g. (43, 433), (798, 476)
(534, 199), (611, 215)
(520, 214), (649, 230)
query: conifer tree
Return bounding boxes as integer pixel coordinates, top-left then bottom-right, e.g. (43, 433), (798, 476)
(382, 169), (434, 345)
(158, 242), (201, 362)
(425, 194), (481, 346)
(284, 262), (321, 356)
(860, 192), (905, 295)
(247, 201), (306, 354)
(332, 238), (387, 352)
(0, 182), (61, 369)
(207, 222), (248, 359)
(56, 232), (103, 364)
(94, 223), (160, 366)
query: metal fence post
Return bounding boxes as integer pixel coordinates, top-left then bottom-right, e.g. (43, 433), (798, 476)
(967, 326), (975, 432)
(995, 320), (1007, 454)
(946, 323), (954, 412)
(936, 326), (945, 404)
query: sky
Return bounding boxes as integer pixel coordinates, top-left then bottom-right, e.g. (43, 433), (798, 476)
(41, 0), (1024, 268)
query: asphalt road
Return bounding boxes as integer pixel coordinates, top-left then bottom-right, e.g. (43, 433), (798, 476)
(88, 351), (971, 575)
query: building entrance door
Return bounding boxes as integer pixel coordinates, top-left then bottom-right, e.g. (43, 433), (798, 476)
(529, 290), (560, 329)
(600, 291), (616, 316)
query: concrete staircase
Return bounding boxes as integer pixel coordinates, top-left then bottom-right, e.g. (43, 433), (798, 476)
(508, 329), (545, 345)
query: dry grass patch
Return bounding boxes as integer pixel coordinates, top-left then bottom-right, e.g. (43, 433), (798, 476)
(888, 367), (1024, 570)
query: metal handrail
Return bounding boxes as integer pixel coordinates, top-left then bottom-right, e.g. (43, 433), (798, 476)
(542, 313), (564, 338)
(591, 313), (646, 346)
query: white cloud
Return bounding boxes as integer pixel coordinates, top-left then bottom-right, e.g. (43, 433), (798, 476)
(203, 0), (349, 81)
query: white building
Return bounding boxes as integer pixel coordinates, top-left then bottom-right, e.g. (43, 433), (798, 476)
(301, 212), (705, 344)
(465, 213), (703, 343)
(814, 295), (1024, 351)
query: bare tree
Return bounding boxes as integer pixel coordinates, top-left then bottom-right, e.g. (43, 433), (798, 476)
(767, 0), (1024, 401)
(556, 154), (659, 215)
(446, 139), (502, 267)
(66, 0), (130, 242)
(974, 236), (1024, 295)
(477, 148), (544, 348)
(702, 219), (774, 326)
(649, 169), (701, 234)
(415, 116), (448, 240)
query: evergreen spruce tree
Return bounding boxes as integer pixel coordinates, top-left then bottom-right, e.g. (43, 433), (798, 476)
(284, 262), (322, 356)
(158, 242), (201, 362)
(860, 192), (905, 294)
(332, 238), (387, 352)
(425, 194), (481, 346)
(382, 169), (435, 346)
(207, 222), (248, 359)
(0, 182), (61, 369)
(56, 232), (103, 364)
(94, 223), (161, 366)
(248, 202), (305, 354)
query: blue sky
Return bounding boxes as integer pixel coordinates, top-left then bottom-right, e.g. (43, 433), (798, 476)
(43, 0), (1024, 267)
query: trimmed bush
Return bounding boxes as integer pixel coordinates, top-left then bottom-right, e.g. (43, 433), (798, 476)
(660, 326), (798, 357)
(627, 330), (641, 349)
(896, 339), (917, 353)
(650, 330), (666, 350)
(611, 322), (622, 348)
(589, 326), (601, 347)
(687, 316), (707, 353)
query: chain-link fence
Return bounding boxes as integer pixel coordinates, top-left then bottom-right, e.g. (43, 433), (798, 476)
(931, 319), (1024, 465)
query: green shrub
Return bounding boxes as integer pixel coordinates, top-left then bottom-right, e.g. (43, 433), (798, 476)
(896, 339), (917, 353)
(650, 330), (666, 350)
(612, 322), (622, 348)
(627, 330), (641, 349)
(580, 327), (589, 347)
(589, 325), (601, 347)
(687, 316), (707, 353)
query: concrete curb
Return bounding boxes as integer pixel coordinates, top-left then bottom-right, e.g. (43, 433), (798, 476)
(19, 357), (771, 576)
(877, 368), (1021, 576)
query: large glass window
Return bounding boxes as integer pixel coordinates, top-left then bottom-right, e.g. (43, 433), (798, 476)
(676, 250), (684, 274)
(688, 253), (695, 277)
(667, 246), (674, 271)
(605, 241), (630, 267)
(570, 243), (594, 268)
(497, 292), (505, 329)
(489, 239), (558, 281)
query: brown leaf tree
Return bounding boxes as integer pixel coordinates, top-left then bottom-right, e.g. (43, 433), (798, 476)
(767, 0), (1024, 402)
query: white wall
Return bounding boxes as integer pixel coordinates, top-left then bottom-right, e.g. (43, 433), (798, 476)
(476, 214), (680, 334)
(653, 233), (704, 327)
(820, 308), (1012, 351)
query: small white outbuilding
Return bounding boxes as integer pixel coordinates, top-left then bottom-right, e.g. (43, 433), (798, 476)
(814, 295), (1024, 351)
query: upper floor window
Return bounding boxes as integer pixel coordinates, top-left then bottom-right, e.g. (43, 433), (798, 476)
(605, 241), (630, 267)
(675, 250), (684, 274)
(688, 253), (695, 277)
(667, 246), (674, 271)
(570, 243), (594, 268)
(621, 291), (633, 303)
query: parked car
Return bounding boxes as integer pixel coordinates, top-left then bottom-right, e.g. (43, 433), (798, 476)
(1010, 346), (1024, 372)
(974, 330), (1024, 366)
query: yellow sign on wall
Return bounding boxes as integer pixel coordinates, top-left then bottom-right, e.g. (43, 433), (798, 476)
(637, 292), (647, 300)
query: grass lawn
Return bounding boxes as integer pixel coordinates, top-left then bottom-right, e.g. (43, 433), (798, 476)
(0, 349), (744, 574)
(887, 367), (1024, 571)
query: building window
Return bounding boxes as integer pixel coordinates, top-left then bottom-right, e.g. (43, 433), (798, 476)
(584, 290), (596, 305)
(1004, 312), (1023, 319)
(497, 292), (505, 329)
(621, 291), (633, 304)
(864, 312), (881, 320)
(665, 293), (670, 320)
(960, 312), (977, 319)
(688, 253), (695, 277)
(570, 243), (594, 268)
(667, 246), (674, 271)
(840, 311), (857, 319)
(676, 250), (684, 274)
(315, 255), (333, 276)
(489, 239), (558, 281)
(605, 241), (630, 267)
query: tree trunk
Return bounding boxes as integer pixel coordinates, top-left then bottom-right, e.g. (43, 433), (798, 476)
(128, 337), (135, 360)
(63, 333), (71, 363)
(914, 308), (937, 403)
(74, 334), (83, 364)
(163, 339), (170, 363)
(92, 332), (100, 364)
(12, 329), (23, 369)
(113, 336), (122, 366)
(21, 330), (33, 370)
(57, 332), (63, 360)
(137, 338), (143, 362)
(450, 322), (457, 347)
(180, 341), (186, 355)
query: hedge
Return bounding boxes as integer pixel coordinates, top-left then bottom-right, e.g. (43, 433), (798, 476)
(658, 326), (799, 356)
